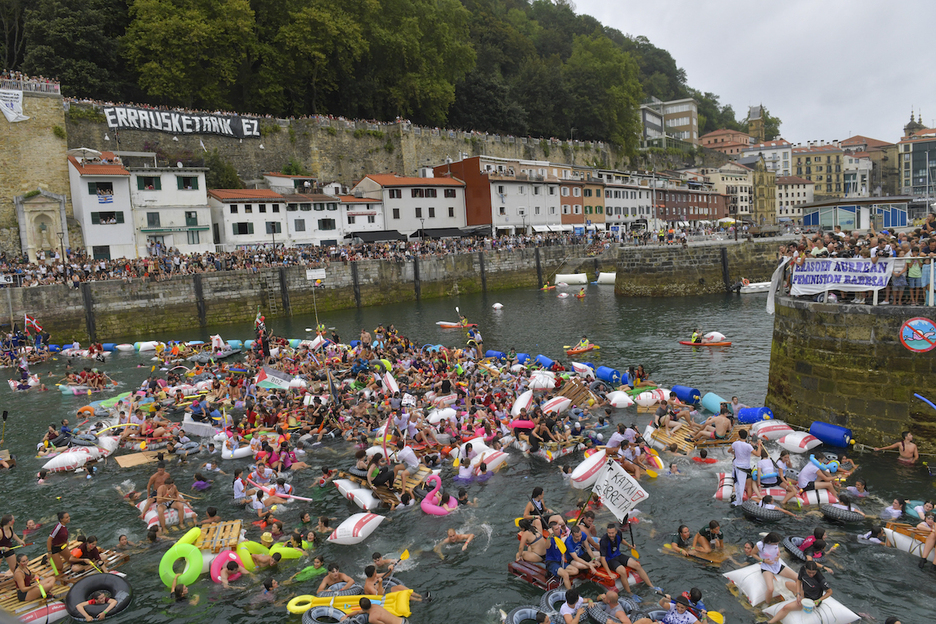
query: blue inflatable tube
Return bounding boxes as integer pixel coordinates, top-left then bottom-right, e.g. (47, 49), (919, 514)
(582, 362), (596, 370)
(595, 366), (621, 385)
(671, 385), (701, 404)
(809, 454), (839, 473)
(244, 339), (255, 349)
(187, 340), (204, 346)
(227, 340), (243, 349)
(700, 392), (727, 414)
(536, 354), (554, 369)
(485, 350), (507, 361)
(101, 343), (116, 352)
(809, 421), (853, 447)
(516, 353), (530, 364)
(48, 344), (61, 352)
(737, 407), (773, 424)
(349, 340), (360, 347)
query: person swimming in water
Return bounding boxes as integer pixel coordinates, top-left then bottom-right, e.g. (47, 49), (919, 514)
(874, 431), (919, 465)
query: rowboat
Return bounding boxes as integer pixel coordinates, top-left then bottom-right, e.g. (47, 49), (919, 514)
(678, 341), (732, 347)
(436, 321), (477, 329)
(565, 345), (596, 356)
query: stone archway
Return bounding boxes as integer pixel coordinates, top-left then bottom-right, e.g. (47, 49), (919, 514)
(14, 188), (69, 262)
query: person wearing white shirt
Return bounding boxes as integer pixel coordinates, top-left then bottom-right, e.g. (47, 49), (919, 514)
(728, 429), (761, 506)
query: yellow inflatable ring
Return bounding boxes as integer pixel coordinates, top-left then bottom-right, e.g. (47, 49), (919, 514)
(179, 526), (201, 546)
(236, 540), (269, 572)
(287, 595), (315, 614)
(270, 543), (303, 559)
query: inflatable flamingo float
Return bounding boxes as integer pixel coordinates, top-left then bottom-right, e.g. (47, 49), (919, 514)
(420, 474), (458, 516)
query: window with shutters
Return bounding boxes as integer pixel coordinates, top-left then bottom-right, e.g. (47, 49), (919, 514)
(89, 211), (124, 225)
(265, 222), (281, 234)
(318, 219), (337, 230)
(444, 189), (456, 198)
(146, 212), (160, 227)
(229, 204), (238, 214)
(232, 222), (253, 235)
(176, 176), (198, 190)
(137, 176), (161, 190)
(295, 219), (306, 231)
(88, 182), (114, 195)
(185, 211), (198, 226)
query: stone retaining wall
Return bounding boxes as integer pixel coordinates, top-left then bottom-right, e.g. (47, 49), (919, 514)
(766, 295), (936, 452)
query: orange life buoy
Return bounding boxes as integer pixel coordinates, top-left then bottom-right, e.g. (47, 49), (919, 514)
(741, 278), (750, 286)
(78, 406), (95, 416)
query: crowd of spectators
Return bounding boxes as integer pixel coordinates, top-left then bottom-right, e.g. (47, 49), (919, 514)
(781, 213), (936, 306)
(0, 70), (60, 93)
(0, 233), (597, 289)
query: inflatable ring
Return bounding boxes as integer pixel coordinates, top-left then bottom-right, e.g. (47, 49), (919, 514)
(820, 503), (865, 524)
(345, 615), (369, 624)
(179, 527), (201, 545)
(809, 454), (838, 474)
(507, 605), (550, 624)
(540, 588), (568, 615)
(742, 278), (750, 286)
(589, 380), (610, 395)
(369, 360), (387, 374)
(175, 441), (200, 455)
(70, 434), (99, 447)
(50, 434), (69, 447)
(159, 542), (202, 587)
(288, 595), (315, 615)
(78, 406), (96, 416)
(270, 543), (304, 559)
(587, 600), (640, 624)
(302, 606), (347, 624)
(236, 541), (269, 572)
(740, 500), (785, 522)
(782, 536), (808, 562)
(64, 573), (132, 619)
(318, 582), (364, 597)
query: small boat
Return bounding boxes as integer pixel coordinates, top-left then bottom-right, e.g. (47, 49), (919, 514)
(739, 279), (771, 294)
(575, 294), (586, 299)
(565, 345), (595, 356)
(540, 285), (556, 291)
(436, 321), (477, 329)
(678, 340), (732, 347)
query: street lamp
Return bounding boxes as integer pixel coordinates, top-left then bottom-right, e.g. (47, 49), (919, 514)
(57, 231), (65, 260)
(419, 217), (425, 243)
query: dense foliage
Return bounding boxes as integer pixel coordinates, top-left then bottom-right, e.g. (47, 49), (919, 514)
(4, 0), (770, 150)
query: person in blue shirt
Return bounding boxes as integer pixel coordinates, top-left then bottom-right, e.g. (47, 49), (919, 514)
(598, 523), (662, 601)
(564, 525), (598, 576)
(544, 522), (578, 590)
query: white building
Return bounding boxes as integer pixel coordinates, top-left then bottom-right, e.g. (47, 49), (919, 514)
(350, 173), (466, 236)
(701, 162), (753, 220)
(340, 195), (385, 238)
(775, 176), (815, 224)
(128, 167), (213, 255)
(842, 152), (872, 198)
(208, 189), (287, 250)
(262, 172), (317, 195)
(67, 153), (137, 260)
(279, 193), (344, 246)
(596, 169), (658, 230)
(741, 139), (793, 177)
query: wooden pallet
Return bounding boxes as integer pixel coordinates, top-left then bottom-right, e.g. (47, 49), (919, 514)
(560, 378), (599, 407)
(194, 520), (242, 554)
(393, 465), (432, 492)
(0, 542), (127, 614)
(661, 545), (731, 566)
(508, 560), (561, 590)
(695, 424), (752, 448)
(338, 472), (400, 508)
(0, 450), (10, 461)
(114, 450), (163, 468)
(649, 427), (695, 454)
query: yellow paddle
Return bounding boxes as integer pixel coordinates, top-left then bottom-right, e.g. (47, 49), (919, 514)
(553, 537), (567, 553)
(645, 468), (658, 478)
(399, 549), (410, 561)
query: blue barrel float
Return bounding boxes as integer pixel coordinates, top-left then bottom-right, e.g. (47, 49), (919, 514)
(244, 339), (255, 349)
(227, 340), (243, 349)
(671, 385), (701, 404)
(581, 362), (596, 371)
(101, 343), (116, 352)
(595, 366), (621, 384)
(288, 339), (301, 348)
(485, 350), (507, 361)
(348, 340), (360, 348)
(737, 407), (773, 424)
(809, 421), (854, 447)
(700, 392), (727, 414)
(516, 353), (530, 364)
(48, 344), (61, 352)
(535, 354), (555, 369)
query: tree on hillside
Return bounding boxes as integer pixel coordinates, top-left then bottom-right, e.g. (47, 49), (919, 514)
(22, 0), (132, 100)
(562, 34), (642, 151)
(761, 107), (782, 141)
(0, 0), (26, 71)
(689, 89), (742, 135)
(204, 149), (243, 189)
(121, 0), (255, 108)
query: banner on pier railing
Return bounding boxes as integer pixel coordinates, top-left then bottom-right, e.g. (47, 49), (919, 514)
(789, 257), (893, 296)
(102, 105), (260, 139)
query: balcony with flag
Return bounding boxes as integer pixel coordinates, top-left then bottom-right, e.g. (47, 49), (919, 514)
(67, 151), (136, 260)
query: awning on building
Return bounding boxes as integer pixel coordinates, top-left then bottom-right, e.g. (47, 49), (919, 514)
(532, 225), (551, 232)
(461, 225), (492, 237)
(778, 217), (792, 222)
(344, 230), (406, 242)
(409, 227), (464, 239)
(556, 224), (573, 231)
(584, 224), (597, 230)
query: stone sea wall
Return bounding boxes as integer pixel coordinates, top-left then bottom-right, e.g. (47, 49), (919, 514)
(766, 295), (936, 451)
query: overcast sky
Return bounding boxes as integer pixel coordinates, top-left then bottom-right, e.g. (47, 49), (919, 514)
(576, 0), (934, 145)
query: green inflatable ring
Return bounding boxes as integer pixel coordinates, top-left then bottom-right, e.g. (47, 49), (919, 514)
(159, 542), (202, 587)
(270, 543), (303, 560)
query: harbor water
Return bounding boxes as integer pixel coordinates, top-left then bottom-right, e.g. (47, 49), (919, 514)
(1, 285), (931, 624)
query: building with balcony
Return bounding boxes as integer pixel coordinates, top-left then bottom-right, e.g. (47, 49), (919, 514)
(279, 193), (346, 246)
(792, 142), (844, 200)
(699, 129), (755, 156)
(897, 127), (936, 202)
(67, 152), (136, 259)
(741, 139), (792, 176)
(775, 176), (814, 223)
(351, 173), (466, 236)
(262, 172), (318, 195)
(128, 167), (213, 256)
(643, 97), (699, 145)
(339, 195), (385, 241)
(208, 189), (287, 250)
(699, 163), (753, 221)
(842, 152), (872, 198)
(840, 135), (897, 197)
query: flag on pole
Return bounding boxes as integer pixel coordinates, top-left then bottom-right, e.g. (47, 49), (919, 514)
(24, 314), (42, 333)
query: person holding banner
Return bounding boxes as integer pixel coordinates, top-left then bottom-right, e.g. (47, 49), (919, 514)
(599, 523), (662, 600)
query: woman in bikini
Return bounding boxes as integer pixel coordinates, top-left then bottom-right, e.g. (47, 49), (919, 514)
(515, 518), (549, 563)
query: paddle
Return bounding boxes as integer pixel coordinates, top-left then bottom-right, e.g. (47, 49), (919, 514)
(399, 549), (410, 561)
(625, 515), (639, 560)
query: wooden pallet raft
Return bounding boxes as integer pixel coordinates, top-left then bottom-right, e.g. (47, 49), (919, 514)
(194, 520), (242, 554)
(560, 378), (599, 406)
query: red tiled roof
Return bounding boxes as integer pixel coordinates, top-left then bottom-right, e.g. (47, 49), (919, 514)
(776, 176), (814, 186)
(363, 174), (464, 187)
(339, 195), (381, 203)
(208, 189), (285, 201)
(840, 135), (892, 149)
(67, 155), (129, 176)
(700, 128), (751, 139)
(848, 151), (871, 159)
(747, 139), (792, 149)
